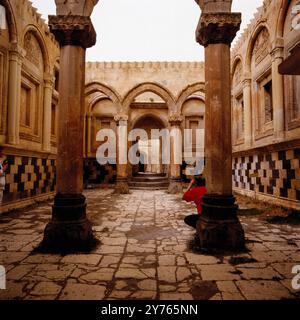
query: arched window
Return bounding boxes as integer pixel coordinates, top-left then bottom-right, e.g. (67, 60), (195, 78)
(0, 4), (9, 135)
(250, 27), (273, 139)
(283, 0), (300, 129)
(232, 60), (244, 144)
(20, 30), (45, 141)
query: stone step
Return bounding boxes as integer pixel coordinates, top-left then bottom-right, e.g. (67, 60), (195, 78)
(129, 181), (169, 188)
(134, 172), (166, 178)
(131, 176), (168, 182)
(130, 186), (168, 191)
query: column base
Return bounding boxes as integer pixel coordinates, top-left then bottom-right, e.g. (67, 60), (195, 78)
(114, 177), (130, 194)
(196, 194), (245, 252)
(39, 193), (98, 253)
(168, 177), (183, 194)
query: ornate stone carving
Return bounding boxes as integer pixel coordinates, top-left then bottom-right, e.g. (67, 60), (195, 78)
(169, 114), (183, 126)
(252, 28), (270, 66)
(233, 60), (242, 85)
(55, 0), (99, 17)
(24, 32), (44, 70)
(196, 12), (241, 47)
(195, 0), (233, 13)
(114, 114), (129, 123)
(48, 15), (97, 48)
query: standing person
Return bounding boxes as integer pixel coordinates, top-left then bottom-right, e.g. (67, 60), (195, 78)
(0, 147), (8, 204)
(182, 175), (207, 229)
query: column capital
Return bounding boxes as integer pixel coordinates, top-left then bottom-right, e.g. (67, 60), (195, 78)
(48, 15), (97, 48)
(195, 0), (233, 13)
(9, 42), (26, 59)
(196, 12), (241, 47)
(270, 47), (284, 61)
(242, 78), (251, 88)
(44, 73), (55, 87)
(114, 114), (128, 124)
(169, 114), (183, 126)
(55, 0), (99, 16)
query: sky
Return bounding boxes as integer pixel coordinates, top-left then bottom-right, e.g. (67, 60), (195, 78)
(31, 0), (264, 62)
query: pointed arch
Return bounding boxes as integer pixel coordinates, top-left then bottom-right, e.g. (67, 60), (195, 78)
(177, 82), (205, 114)
(85, 82), (122, 113)
(0, 0), (18, 42)
(276, 0), (292, 38)
(245, 22), (272, 73)
(122, 82), (176, 114)
(22, 24), (50, 74)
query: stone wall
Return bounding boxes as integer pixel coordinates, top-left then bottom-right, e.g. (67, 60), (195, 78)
(231, 0), (300, 209)
(3, 153), (56, 203)
(233, 147), (300, 209)
(0, 0), (59, 212)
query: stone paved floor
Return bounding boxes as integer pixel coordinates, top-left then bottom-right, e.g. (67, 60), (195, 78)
(0, 189), (300, 300)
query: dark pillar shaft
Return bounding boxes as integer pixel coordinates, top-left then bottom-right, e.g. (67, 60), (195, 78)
(41, 15), (98, 252)
(196, 11), (245, 251)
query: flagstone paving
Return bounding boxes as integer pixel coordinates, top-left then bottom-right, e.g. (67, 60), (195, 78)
(0, 189), (300, 300)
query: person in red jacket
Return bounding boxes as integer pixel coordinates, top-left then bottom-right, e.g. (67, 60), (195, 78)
(183, 175), (207, 229)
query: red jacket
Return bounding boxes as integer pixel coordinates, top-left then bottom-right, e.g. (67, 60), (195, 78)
(183, 186), (207, 214)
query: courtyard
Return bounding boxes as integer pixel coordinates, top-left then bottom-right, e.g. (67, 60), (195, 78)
(0, 189), (299, 301)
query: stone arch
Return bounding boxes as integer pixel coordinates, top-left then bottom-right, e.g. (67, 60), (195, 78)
(85, 82), (122, 113)
(231, 56), (243, 87)
(22, 25), (50, 74)
(131, 112), (168, 130)
(0, 0), (18, 42)
(122, 82), (176, 114)
(177, 83), (205, 114)
(245, 23), (272, 73)
(276, 0), (293, 38)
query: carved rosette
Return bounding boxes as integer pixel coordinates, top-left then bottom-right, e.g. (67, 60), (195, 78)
(196, 13), (241, 47)
(169, 114), (183, 127)
(48, 15), (97, 48)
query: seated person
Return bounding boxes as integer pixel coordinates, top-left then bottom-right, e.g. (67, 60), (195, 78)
(182, 175), (207, 229)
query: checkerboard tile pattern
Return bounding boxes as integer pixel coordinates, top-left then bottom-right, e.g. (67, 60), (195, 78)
(3, 155), (56, 203)
(85, 159), (117, 184)
(233, 149), (300, 201)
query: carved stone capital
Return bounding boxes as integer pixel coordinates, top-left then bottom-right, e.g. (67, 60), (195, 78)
(55, 0), (99, 16)
(169, 114), (183, 126)
(195, 0), (233, 13)
(48, 15), (97, 48)
(114, 114), (129, 123)
(9, 43), (26, 60)
(242, 78), (251, 88)
(44, 74), (55, 87)
(196, 12), (241, 47)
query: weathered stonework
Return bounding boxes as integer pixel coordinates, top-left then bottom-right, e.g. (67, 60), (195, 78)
(48, 15), (97, 48)
(231, 0), (300, 210)
(0, 0), (299, 213)
(196, 13), (242, 47)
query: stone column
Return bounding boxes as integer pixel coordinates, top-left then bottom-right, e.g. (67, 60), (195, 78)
(41, 1), (99, 252)
(195, 0), (245, 250)
(86, 113), (92, 156)
(271, 44), (285, 140)
(168, 114), (183, 194)
(7, 43), (24, 145)
(42, 75), (54, 152)
(114, 114), (130, 194)
(242, 77), (252, 148)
